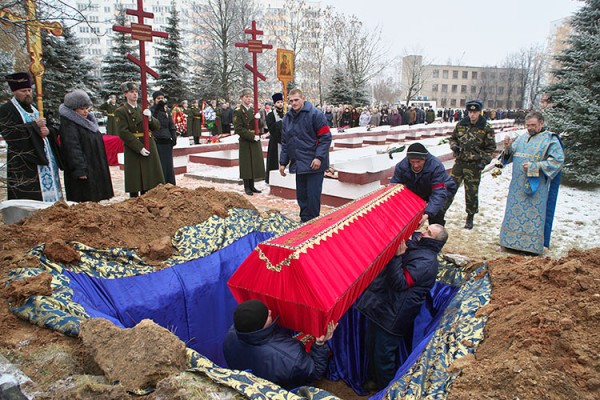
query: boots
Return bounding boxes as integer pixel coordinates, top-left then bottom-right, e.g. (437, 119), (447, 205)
(250, 179), (261, 193)
(464, 214), (474, 230)
(243, 179), (253, 196)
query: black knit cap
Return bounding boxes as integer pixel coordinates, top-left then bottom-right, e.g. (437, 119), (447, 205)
(233, 300), (269, 333)
(152, 90), (165, 100)
(406, 142), (428, 160)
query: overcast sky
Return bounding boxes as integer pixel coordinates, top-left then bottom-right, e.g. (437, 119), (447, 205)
(320, 0), (582, 67)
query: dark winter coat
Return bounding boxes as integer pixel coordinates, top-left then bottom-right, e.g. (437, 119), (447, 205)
(223, 318), (331, 390)
(390, 153), (457, 218)
(340, 111), (352, 127)
(233, 104), (265, 180)
(356, 233), (443, 336)
(58, 105), (113, 202)
(265, 107), (284, 183)
(115, 103), (164, 193)
(280, 101), (331, 175)
(150, 103), (177, 144)
(0, 100), (62, 201)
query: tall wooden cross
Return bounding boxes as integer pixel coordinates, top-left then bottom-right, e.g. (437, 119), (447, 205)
(113, 0), (168, 150)
(235, 20), (272, 135)
(0, 0), (63, 117)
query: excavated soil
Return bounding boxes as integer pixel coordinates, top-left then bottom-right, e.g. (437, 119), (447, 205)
(0, 184), (598, 399)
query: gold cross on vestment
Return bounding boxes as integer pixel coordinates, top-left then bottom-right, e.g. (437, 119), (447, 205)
(1, 0), (63, 117)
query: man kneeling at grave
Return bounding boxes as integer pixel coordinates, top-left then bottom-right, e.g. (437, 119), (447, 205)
(356, 224), (448, 391)
(223, 299), (337, 389)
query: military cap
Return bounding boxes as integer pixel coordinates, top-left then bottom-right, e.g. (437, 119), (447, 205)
(239, 88), (252, 98)
(466, 100), (483, 112)
(120, 82), (139, 92)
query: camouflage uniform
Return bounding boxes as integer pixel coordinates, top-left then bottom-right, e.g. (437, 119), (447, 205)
(447, 115), (496, 215)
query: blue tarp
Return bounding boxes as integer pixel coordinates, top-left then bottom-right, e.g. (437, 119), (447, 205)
(67, 231), (272, 367)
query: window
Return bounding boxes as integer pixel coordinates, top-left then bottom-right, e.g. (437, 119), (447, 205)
(461, 85), (467, 93)
(432, 84), (439, 92)
(471, 85), (477, 94)
(462, 71), (468, 79)
(488, 100), (495, 108)
(441, 84), (448, 93)
(496, 100), (503, 108)
(491, 73), (497, 79)
(451, 99), (457, 106)
(443, 70), (449, 79)
(498, 86), (504, 95)
(453, 70), (458, 79)
(451, 85), (458, 93)
(460, 99), (466, 107)
(432, 69), (439, 78)
(472, 71), (478, 80)
(104, 6), (111, 13)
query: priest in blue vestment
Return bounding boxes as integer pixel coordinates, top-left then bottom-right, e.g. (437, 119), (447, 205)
(500, 111), (564, 255)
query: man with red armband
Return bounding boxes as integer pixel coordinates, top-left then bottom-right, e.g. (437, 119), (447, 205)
(279, 88), (332, 222)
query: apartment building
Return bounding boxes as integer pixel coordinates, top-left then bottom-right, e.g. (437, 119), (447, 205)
(402, 55), (525, 110)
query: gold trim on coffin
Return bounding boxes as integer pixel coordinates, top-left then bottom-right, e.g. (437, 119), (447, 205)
(259, 184), (406, 272)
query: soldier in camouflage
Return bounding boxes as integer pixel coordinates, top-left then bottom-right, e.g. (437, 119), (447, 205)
(446, 100), (496, 229)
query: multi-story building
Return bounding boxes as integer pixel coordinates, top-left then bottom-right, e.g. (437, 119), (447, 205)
(402, 55), (525, 110)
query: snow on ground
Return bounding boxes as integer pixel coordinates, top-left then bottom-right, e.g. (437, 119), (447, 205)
(443, 161), (600, 260)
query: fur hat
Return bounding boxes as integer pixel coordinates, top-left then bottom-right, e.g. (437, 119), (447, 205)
(5, 72), (32, 91)
(466, 100), (483, 112)
(406, 142), (429, 160)
(152, 90), (165, 100)
(239, 88), (252, 98)
(120, 82), (138, 92)
(271, 92), (284, 103)
(233, 300), (269, 333)
(63, 89), (92, 110)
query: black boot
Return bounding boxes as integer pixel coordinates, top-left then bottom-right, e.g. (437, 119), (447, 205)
(250, 179), (261, 193)
(464, 214), (474, 229)
(243, 179), (253, 196)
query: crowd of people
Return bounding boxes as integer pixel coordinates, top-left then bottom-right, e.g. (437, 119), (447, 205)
(0, 71), (565, 392)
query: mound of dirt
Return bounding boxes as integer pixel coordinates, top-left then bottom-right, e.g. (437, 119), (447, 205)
(448, 248), (600, 400)
(80, 318), (187, 392)
(0, 185), (255, 281)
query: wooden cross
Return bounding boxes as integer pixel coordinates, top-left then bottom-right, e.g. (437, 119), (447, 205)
(0, 0), (63, 117)
(113, 0), (168, 150)
(235, 20), (272, 135)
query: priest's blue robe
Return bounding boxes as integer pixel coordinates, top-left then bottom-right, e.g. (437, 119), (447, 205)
(499, 131), (564, 254)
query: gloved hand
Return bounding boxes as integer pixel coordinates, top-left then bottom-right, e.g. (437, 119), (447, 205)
(140, 148), (150, 156)
(254, 135), (261, 142)
(142, 109), (152, 117)
(172, 138), (177, 147)
(254, 112), (261, 119)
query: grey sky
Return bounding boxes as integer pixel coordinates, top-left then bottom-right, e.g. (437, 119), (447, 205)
(320, 0), (582, 67)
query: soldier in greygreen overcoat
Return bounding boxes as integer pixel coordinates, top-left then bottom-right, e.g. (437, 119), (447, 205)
(98, 95), (118, 135)
(233, 88), (265, 195)
(115, 82), (164, 197)
(188, 100), (203, 144)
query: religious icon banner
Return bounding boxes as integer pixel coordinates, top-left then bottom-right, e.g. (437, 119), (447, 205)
(228, 184), (426, 337)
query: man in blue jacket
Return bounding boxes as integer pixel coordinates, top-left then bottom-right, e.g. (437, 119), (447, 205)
(356, 224), (448, 391)
(223, 300), (337, 390)
(279, 88), (332, 222)
(390, 142), (456, 226)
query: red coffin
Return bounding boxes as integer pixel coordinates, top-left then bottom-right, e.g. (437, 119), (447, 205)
(228, 184), (426, 337)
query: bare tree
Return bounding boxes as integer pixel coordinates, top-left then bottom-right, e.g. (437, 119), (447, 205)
(373, 78), (401, 105)
(339, 15), (387, 105)
(189, 0), (261, 101)
(401, 54), (431, 106)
